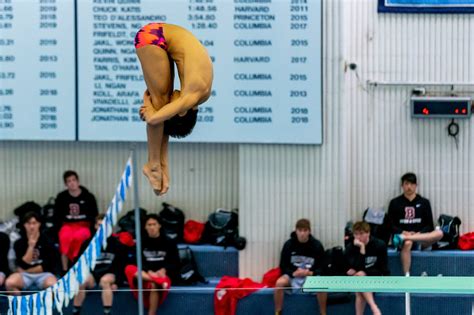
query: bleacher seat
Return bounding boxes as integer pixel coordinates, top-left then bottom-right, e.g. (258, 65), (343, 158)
(180, 244), (239, 278)
(387, 249), (474, 276)
(53, 287), (474, 315)
(1, 246), (473, 314)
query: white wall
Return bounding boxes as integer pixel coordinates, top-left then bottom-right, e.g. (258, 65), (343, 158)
(1, 0), (473, 280)
(240, 0), (474, 278)
(0, 141), (238, 222)
(344, 0), (474, 229)
(238, 0), (348, 278)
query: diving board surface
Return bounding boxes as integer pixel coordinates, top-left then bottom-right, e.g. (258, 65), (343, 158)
(303, 276), (474, 295)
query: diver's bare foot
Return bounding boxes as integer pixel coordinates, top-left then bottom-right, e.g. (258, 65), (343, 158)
(159, 161), (169, 195)
(143, 163), (162, 195)
(160, 172), (169, 196)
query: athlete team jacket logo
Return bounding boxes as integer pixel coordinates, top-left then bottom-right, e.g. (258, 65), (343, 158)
(67, 203), (87, 220)
(31, 248), (43, 265)
(69, 203), (80, 216)
(404, 207), (415, 219)
(400, 206), (421, 224)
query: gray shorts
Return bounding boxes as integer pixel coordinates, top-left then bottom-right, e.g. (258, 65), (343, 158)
(21, 272), (55, 290)
(286, 276), (309, 294)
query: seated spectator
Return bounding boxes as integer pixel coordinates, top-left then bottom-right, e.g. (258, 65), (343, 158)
(345, 221), (389, 315)
(387, 172), (434, 275)
(5, 212), (58, 294)
(55, 170), (98, 272)
(0, 232), (11, 287)
(274, 218), (327, 315)
(125, 214), (180, 315)
(72, 214), (135, 315)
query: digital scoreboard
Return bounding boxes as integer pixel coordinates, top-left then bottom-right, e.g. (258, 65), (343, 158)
(411, 97), (472, 119)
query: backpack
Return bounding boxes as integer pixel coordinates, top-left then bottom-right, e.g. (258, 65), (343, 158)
(322, 246), (347, 276)
(13, 201), (43, 233)
(202, 209), (245, 249)
(118, 208), (148, 237)
(344, 221), (354, 249)
(435, 214), (461, 249)
(159, 203), (185, 242)
(39, 197), (59, 243)
(321, 247), (351, 305)
(177, 246), (207, 285)
(40, 197), (56, 229)
(362, 208), (391, 245)
(183, 220), (205, 244)
(13, 201), (42, 221)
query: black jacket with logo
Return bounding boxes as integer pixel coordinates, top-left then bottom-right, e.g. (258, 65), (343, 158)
(142, 234), (180, 281)
(55, 186), (98, 225)
(345, 236), (389, 276)
(279, 232), (325, 277)
(94, 235), (128, 280)
(14, 234), (58, 273)
(387, 194), (434, 234)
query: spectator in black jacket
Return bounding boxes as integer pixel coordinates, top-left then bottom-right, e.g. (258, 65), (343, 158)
(387, 172), (435, 275)
(274, 219), (327, 315)
(55, 170), (98, 272)
(345, 221), (389, 315)
(125, 214), (180, 315)
(5, 212), (58, 294)
(0, 232), (11, 287)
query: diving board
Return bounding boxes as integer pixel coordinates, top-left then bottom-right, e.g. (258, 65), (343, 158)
(303, 276), (474, 295)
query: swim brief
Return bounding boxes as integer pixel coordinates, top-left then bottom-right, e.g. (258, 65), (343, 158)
(134, 23), (168, 50)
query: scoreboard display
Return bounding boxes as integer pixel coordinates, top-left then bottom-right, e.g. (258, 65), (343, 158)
(0, 0), (323, 144)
